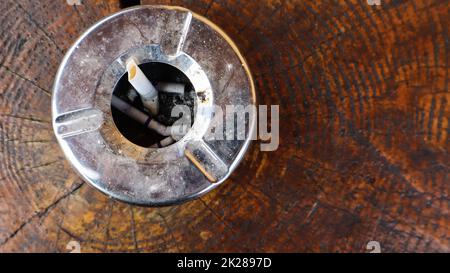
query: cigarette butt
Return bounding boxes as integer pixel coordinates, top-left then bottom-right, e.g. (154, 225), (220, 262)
(156, 82), (185, 94)
(126, 58), (159, 115)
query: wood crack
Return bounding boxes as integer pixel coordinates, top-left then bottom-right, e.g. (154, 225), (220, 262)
(15, 2), (64, 54)
(0, 183), (84, 247)
(157, 212), (181, 252)
(0, 64), (52, 96)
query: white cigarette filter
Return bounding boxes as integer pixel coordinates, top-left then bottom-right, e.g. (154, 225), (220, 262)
(156, 82), (185, 94)
(126, 58), (159, 115)
(150, 136), (176, 148)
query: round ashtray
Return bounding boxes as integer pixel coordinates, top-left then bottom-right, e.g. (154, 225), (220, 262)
(52, 5), (256, 206)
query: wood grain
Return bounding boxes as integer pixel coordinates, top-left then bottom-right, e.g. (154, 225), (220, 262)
(0, 0), (448, 252)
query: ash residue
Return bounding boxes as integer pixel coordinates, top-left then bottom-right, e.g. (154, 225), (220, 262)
(156, 87), (196, 125)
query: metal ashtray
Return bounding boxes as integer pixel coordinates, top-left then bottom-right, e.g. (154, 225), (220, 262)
(52, 5), (256, 206)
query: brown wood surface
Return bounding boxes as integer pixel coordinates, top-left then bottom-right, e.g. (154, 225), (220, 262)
(0, 0), (449, 252)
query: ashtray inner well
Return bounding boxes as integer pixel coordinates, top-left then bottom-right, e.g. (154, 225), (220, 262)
(111, 62), (197, 148)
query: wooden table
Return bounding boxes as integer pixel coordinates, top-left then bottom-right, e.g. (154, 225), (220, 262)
(0, 0), (448, 252)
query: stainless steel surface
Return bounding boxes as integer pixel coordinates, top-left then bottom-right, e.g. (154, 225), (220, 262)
(52, 5), (256, 206)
